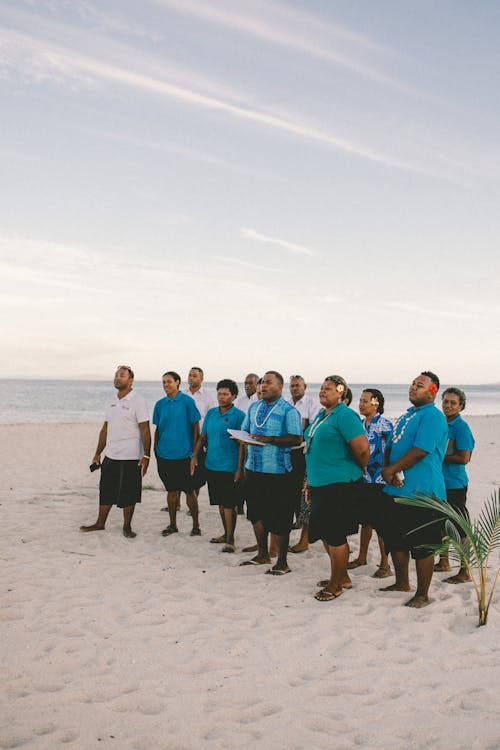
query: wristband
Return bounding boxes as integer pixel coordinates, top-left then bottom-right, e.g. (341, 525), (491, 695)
(143, 455), (150, 459)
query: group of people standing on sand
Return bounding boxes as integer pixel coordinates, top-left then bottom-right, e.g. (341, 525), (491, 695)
(81, 365), (475, 609)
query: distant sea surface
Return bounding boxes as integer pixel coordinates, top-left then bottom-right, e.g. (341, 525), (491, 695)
(1, 380), (499, 424)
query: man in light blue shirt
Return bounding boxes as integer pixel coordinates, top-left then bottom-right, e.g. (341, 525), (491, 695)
(237, 371), (302, 575)
(380, 371), (448, 609)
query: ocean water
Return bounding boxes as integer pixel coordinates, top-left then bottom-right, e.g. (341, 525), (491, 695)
(0, 379), (499, 424)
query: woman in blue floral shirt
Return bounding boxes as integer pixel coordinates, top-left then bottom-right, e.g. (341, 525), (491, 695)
(348, 388), (394, 578)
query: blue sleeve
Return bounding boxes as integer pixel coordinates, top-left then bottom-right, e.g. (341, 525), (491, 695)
(414, 409), (445, 453)
(152, 402), (159, 426)
(188, 398), (202, 423)
(235, 409), (245, 429)
(285, 406), (302, 435)
(455, 420), (475, 451)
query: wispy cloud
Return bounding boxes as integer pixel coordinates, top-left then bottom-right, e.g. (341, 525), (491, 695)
(386, 301), (487, 321)
(240, 228), (319, 258)
(153, 0), (415, 94)
(0, 23), (429, 174)
(215, 255), (284, 274)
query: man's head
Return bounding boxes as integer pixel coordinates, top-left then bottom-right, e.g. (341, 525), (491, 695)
(343, 387), (353, 407)
(243, 373), (259, 398)
(163, 371), (181, 398)
(261, 370), (283, 402)
(289, 375), (306, 403)
(409, 371), (440, 407)
(188, 366), (204, 392)
(217, 378), (238, 409)
(114, 365), (134, 394)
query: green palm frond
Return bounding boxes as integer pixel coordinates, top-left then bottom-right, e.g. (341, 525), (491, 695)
(394, 488), (500, 626)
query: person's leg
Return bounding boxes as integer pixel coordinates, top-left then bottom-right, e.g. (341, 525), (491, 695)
(80, 504), (112, 532)
(380, 549), (411, 592)
(405, 555), (434, 607)
(318, 542), (349, 598)
(372, 533), (392, 577)
(317, 539), (351, 589)
(223, 507), (237, 548)
(267, 534), (291, 574)
(122, 504), (136, 538)
(186, 491), (200, 533)
(434, 528), (451, 571)
(348, 525), (372, 568)
(240, 520), (270, 565)
(269, 533), (279, 557)
(162, 490), (179, 533)
(289, 523), (309, 553)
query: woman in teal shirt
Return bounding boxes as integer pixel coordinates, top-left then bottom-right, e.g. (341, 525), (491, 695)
(305, 375), (370, 602)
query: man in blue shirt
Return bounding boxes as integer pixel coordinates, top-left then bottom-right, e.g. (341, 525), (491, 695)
(238, 371), (302, 575)
(380, 371), (448, 608)
(153, 371), (202, 537)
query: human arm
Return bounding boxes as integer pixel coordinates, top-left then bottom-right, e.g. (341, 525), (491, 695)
(349, 434), (370, 471)
(190, 433), (207, 475)
(138, 421), (151, 477)
(381, 447), (428, 486)
(234, 442), (246, 484)
(444, 449), (471, 465)
(92, 422), (107, 465)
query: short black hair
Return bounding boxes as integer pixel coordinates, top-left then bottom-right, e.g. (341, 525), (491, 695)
(421, 371), (440, 390)
(363, 388), (385, 414)
(217, 378), (239, 397)
(190, 366), (204, 377)
(163, 371), (181, 386)
(264, 370), (284, 386)
(442, 387), (466, 410)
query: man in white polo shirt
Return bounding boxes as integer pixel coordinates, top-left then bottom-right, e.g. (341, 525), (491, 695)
(235, 373), (259, 414)
(80, 365), (151, 539)
(184, 366), (216, 422)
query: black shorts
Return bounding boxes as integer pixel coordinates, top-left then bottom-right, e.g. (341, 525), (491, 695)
(206, 469), (242, 509)
(99, 457), (141, 507)
(379, 494), (445, 560)
(156, 456), (204, 493)
(244, 470), (295, 535)
(308, 479), (364, 547)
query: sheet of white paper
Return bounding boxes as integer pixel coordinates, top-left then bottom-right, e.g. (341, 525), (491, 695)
(227, 429), (266, 446)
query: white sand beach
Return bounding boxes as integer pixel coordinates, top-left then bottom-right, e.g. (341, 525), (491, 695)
(1, 417), (500, 750)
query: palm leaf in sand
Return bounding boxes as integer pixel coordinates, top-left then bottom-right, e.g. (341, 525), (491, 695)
(395, 489), (500, 626)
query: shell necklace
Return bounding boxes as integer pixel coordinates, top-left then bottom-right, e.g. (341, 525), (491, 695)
(305, 408), (335, 453)
(254, 400), (280, 429)
(391, 410), (417, 444)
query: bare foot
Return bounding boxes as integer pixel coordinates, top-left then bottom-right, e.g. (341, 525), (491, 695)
(444, 572), (471, 584)
(347, 558), (367, 569)
(80, 524), (105, 532)
(240, 555), (271, 566)
(288, 543), (308, 553)
(315, 587), (342, 601)
(379, 582), (412, 592)
(123, 528), (136, 538)
(404, 594), (432, 608)
(434, 561), (451, 572)
(242, 544), (258, 553)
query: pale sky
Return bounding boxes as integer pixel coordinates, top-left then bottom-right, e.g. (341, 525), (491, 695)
(1, 0), (499, 383)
